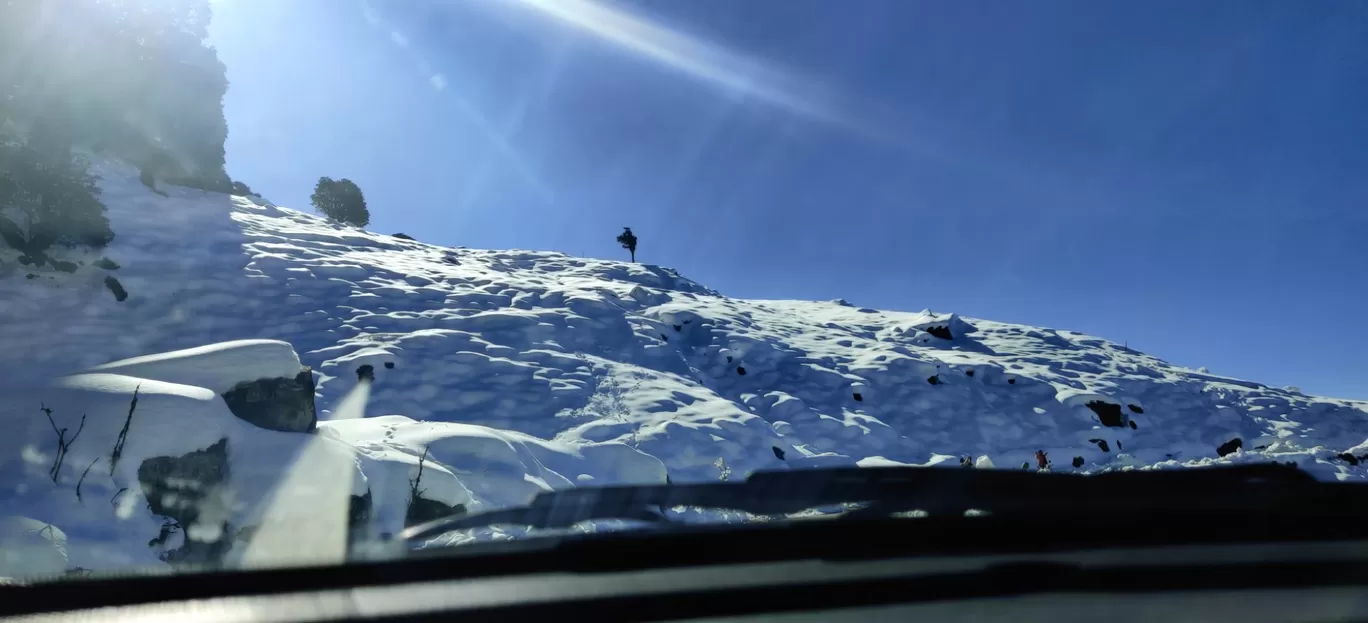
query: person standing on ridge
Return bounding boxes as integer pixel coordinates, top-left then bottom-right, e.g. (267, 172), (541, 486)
(1035, 450), (1049, 471)
(617, 227), (638, 263)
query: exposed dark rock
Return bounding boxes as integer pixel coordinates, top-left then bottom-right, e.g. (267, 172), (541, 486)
(736, 366), (747, 376)
(51, 259), (78, 273)
(1088, 438), (1111, 453)
(384, 361), (395, 369)
(725, 355), (732, 363)
(25, 273), (36, 280)
(1129, 420), (1138, 430)
(1217, 438), (1243, 457)
(772, 446), (786, 460)
(138, 439), (234, 566)
(405, 497), (465, 528)
(1072, 456), (1085, 468)
(356, 364), (375, 382)
(965, 370), (975, 377)
(660, 334), (668, 341)
(1340, 453), (1361, 466)
(924, 325), (954, 340)
(927, 375), (941, 385)
(1086, 401), (1126, 427)
(139, 439), (229, 524)
(392, 233), (415, 240)
(673, 324), (681, 332)
(94, 257), (120, 270)
(1007, 378), (1016, 385)
(1116, 440), (1123, 451)
(220, 368), (317, 433)
(104, 276), (128, 301)
(852, 392), (863, 402)
(348, 491), (372, 546)
(1127, 404), (1144, 414)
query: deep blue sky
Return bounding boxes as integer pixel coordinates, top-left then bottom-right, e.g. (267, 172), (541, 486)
(208, 0), (1368, 400)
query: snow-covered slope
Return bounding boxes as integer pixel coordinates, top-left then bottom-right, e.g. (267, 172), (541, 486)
(2, 161), (1367, 574)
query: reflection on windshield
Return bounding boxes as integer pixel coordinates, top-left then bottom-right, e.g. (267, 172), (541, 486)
(3, 0), (1367, 582)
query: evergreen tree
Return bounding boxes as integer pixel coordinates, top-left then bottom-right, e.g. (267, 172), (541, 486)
(0, 0), (229, 179)
(616, 227), (638, 263)
(0, 130), (113, 266)
(311, 177), (370, 227)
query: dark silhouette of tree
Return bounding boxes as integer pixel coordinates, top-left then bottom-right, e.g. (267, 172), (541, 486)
(311, 177), (370, 227)
(616, 227), (638, 263)
(0, 128), (113, 266)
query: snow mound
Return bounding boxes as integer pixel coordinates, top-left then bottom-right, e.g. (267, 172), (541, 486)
(321, 415), (665, 540)
(0, 517), (68, 578)
(2, 162), (1367, 574)
(87, 340), (302, 393)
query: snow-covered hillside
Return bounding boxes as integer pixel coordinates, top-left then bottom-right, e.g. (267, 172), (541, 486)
(3, 161), (1367, 576)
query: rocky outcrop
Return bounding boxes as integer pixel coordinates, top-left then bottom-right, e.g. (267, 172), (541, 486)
(1086, 401), (1127, 428)
(220, 368), (317, 433)
(137, 439), (234, 566)
(923, 325), (954, 340)
(349, 491), (373, 546)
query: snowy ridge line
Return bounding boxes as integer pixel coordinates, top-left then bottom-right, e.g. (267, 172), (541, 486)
(1, 160), (1366, 574)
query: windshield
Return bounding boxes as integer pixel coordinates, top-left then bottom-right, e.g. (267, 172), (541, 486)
(2, 0), (1366, 581)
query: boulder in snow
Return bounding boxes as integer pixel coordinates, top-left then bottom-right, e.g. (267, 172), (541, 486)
(138, 438), (235, 566)
(406, 497), (466, 528)
(104, 276), (128, 301)
(1085, 401), (1127, 428)
(910, 312), (977, 340)
(220, 367), (318, 433)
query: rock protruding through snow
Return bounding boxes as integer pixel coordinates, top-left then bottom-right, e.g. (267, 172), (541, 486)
(137, 439), (234, 566)
(220, 368), (318, 433)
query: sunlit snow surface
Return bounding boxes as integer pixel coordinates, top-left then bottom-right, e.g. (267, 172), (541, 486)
(1, 160), (1366, 575)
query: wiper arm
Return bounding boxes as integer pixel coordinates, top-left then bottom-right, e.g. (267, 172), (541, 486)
(400, 463), (1341, 544)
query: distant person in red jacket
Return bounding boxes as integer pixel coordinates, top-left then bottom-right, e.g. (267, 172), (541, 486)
(1035, 450), (1049, 470)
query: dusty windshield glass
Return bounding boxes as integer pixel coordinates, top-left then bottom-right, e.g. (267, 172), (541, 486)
(1, 0), (1366, 581)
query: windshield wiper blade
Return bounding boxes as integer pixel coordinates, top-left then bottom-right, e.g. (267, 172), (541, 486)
(399, 463), (1346, 544)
